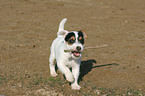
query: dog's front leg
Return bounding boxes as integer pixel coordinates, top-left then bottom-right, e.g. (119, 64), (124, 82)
(71, 65), (81, 90)
(57, 63), (74, 83)
(49, 54), (58, 77)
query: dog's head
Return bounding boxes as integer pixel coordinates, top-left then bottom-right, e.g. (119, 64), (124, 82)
(59, 30), (87, 59)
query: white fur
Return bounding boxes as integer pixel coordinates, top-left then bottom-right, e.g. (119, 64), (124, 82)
(49, 18), (84, 90)
(58, 18), (67, 32)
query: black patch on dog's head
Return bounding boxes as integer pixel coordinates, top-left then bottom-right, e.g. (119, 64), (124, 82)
(78, 31), (84, 44)
(65, 32), (76, 45)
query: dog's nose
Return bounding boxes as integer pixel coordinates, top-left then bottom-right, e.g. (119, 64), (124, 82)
(76, 46), (81, 51)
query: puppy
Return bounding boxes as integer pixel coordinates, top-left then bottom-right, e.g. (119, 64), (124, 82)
(49, 18), (87, 90)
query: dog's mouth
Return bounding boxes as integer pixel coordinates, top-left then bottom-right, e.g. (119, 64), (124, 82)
(72, 51), (81, 57)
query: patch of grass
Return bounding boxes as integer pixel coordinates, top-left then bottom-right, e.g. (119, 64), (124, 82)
(91, 86), (97, 90)
(126, 88), (143, 95)
(48, 77), (56, 81)
(25, 74), (67, 88)
(1, 73), (144, 96)
(44, 78), (50, 85)
(0, 74), (7, 84)
(34, 76), (43, 85)
(28, 75), (43, 87)
(0, 76), (4, 84)
(48, 76), (67, 86)
(92, 87), (145, 95)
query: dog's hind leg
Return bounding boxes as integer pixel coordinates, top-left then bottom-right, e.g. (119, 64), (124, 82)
(49, 51), (58, 77)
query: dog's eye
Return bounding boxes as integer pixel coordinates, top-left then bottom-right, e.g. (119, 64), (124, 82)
(79, 37), (82, 40)
(68, 39), (75, 44)
(78, 37), (84, 44)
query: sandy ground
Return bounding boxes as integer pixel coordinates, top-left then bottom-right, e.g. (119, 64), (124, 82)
(0, 0), (145, 95)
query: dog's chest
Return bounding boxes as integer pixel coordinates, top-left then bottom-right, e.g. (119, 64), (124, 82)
(65, 59), (78, 68)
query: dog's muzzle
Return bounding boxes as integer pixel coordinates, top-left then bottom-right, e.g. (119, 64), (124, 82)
(72, 51), (81, 57)
(64, 50), (81, 57)
(64, 46), (82, 57)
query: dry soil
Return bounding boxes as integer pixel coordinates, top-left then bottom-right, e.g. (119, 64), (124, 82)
(0, 0), (145, 95)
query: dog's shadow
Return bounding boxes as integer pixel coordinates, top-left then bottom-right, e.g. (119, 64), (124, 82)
(79, 59), (119, 81)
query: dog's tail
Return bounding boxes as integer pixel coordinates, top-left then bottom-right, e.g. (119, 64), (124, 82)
(57, 18), (68, 37)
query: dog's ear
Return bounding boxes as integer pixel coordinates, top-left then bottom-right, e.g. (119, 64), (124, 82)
(79, 30), (87, 38)
(57, 30), (68, 36)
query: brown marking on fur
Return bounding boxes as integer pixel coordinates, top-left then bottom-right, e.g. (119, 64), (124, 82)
(66, 36), (76, 45)
(80, 30), (88, 38)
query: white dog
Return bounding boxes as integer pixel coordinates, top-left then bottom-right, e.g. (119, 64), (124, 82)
(49, 18), (87, 90)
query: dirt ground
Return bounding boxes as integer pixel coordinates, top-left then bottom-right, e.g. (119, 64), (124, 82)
(0, 0), (145, 95)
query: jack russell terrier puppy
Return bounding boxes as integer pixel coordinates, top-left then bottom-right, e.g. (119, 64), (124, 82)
(49, 18), (87, 90)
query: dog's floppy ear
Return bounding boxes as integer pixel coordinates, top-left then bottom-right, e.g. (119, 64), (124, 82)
(57, 30), (68, 36)
(79, 30), (87, 38)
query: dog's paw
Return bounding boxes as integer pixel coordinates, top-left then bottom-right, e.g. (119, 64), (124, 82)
(65, 74), (74, 82)
(51, 72), (58, 77)
(71, 84), (81, 90)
